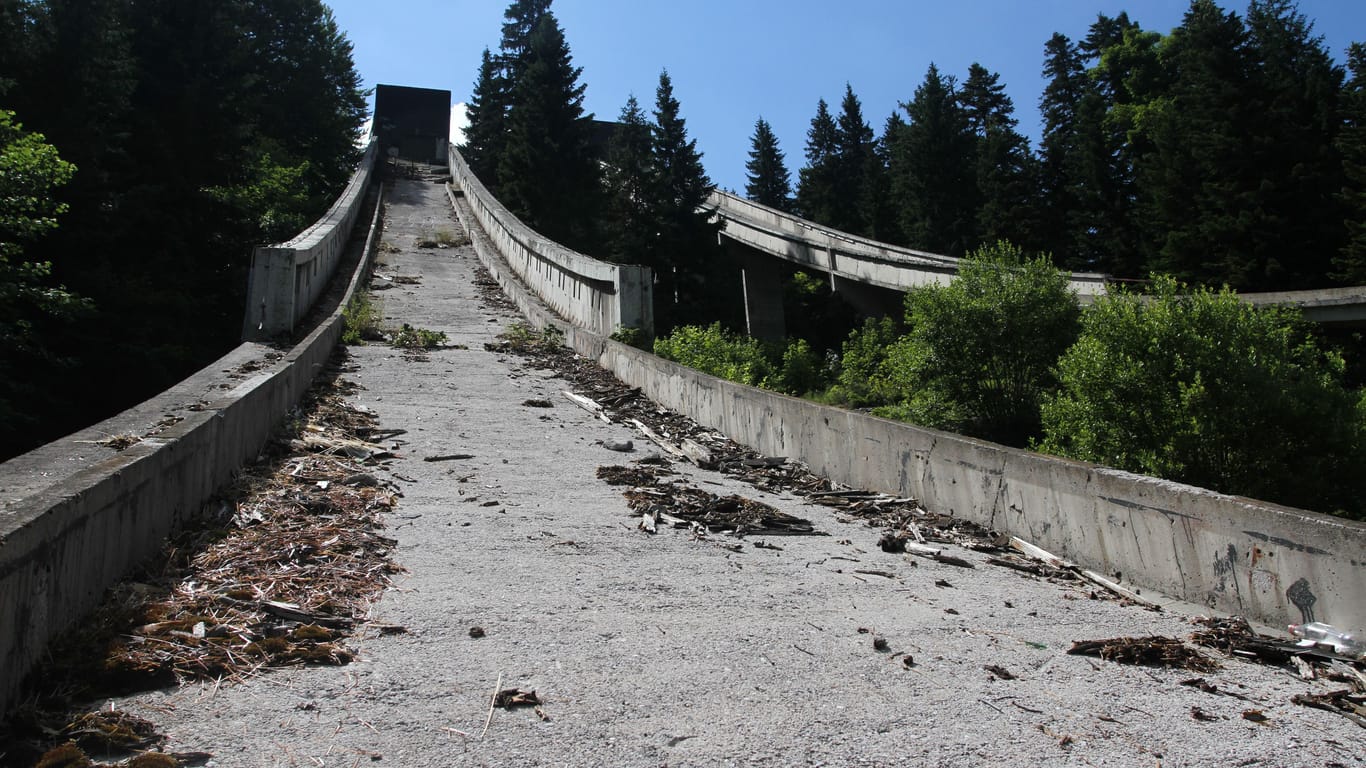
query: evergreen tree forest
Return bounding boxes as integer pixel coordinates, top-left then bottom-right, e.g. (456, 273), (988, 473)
(0, 0), (367, 460)
(460, 0), (728, 332)
(769, 0), (1363, 293)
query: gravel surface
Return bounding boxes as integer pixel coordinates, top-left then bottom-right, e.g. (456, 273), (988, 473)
(108, 179), (1364, 768)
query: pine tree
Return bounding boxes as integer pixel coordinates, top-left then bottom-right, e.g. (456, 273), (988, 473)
(499, 0), (553, 74)
(832, 84), (876, 236)
(1139, 0), (1256, 287)
(889, 64), (977, 255)
(796, 99), (838, 225)
(649, 69), (723, 330)
(1076, 13), (1156, 278)
(462, 48), (507, 185)
(1334, 42), (1366, 284)
(497, 12), (600, 252)
(866, 113), (905, 244)
(1038, 33), (1088, 266)
(1239, 0), (1344, 288)
(961, 63), (1041, 252)
(744, 116), (793, 211)
(603, 95), (656, 264)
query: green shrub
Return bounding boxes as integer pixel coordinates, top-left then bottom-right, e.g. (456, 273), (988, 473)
(827, 316), (902, 407)
(654, 323), (773, 387)
(773, 338), (824, 396)
(610, 326), (650, 350)
(881, 241), (1081, 445)
(342, 292), (383, 345)
(1038, 276), (1366, 518)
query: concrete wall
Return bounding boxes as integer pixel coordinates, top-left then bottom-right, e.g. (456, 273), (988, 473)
(447, 145), (653, 337)
(0, 184), (384, 718)
(710, 190), (1111, 301)
(454, 179), (1366, 636)
(242, 141), (378, 340)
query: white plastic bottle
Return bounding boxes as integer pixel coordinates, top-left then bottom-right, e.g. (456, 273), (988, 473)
(1288, 622), (1365, 657)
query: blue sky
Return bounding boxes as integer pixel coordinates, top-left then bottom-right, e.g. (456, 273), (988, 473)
(328, 0), (1364, 193)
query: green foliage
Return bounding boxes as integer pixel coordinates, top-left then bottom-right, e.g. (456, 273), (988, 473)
(341, 292), (383, 345)
(795, 98), (838, 225)
(744, 116), (792, 211)
(0, 0), (369, 459)
(879, 242), (1080, 445)
(205, 153), (312, 242)
(499, 321), (562, 352)
(0, 108), (89, 435)
(888, 64), (979, 255)
(774, 338), (823, 396)
(828, 316), (902, 408)
(390, 323), (447, 350)
(1334, 42), (1366, 284)
(497, 12), (601, 253)
(602, 95), (655, 265)
(649, 70), (726, 330)
(654, 323), (773, 388)
(460, 48), (506, 186)
(1039, 276), (1366, 518)
(609, 325), (649, 350)
(653, 323), (830, 397)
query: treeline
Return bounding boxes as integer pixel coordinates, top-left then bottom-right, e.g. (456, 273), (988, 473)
(745, 0), (1366, 291)
(460, 0), (736, 332)
(0, 0), (367, 459)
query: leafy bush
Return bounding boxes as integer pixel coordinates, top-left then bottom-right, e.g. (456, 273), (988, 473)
(653, 324), (830, 396)
(880, 241), (1081, 445)
(1038, 276), (1366, 518)
(654, 323), (773, 387)
(610, 325), (649, 350)
(827, 316), (903, 407)
(774, 338), (824, 396)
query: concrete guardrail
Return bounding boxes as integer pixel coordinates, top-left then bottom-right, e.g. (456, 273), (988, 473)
(242, 141), (379, 340)
(710, 189), (1111, 301)
(454, 176), (1366, 637)
(448, 145), (653, 337)
(0, 169), (384, 718)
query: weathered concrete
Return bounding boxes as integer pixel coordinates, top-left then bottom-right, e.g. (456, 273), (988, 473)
(448, 145), (654, 337)
(1241, 284), (1366, 325)
(709, 190), (1111, 301)
(0, 182), (384, 718)
(451, 165), (1366, 635)
(242, 141), (378, 340)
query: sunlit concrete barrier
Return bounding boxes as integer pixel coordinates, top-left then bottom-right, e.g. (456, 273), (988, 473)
(447, 145), (653, 338)
(0, 183), (383, 718)
(242, 141), (378, 341)
(451, 179), (1366, 637)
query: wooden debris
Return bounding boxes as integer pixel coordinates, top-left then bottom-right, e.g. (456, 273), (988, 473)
(521, 398), (554, 408)
(1291, 689), (1366, 729)
(605, 465), (822, 538)
(1009, 537), (1161, 611)
(1067, 636), (1219, 672)
(494, 689), (543, 709)
(424, 453), (475, 462)
(563, 391), (611, 423)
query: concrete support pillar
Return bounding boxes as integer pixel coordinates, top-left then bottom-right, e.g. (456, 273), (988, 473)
(735, 244), (787, 341)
